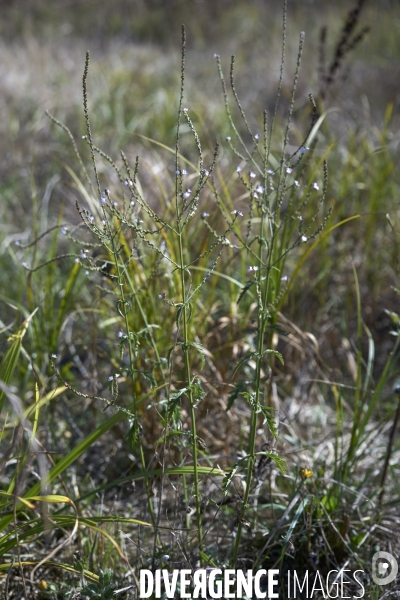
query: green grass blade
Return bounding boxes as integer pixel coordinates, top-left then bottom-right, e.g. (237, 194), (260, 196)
(0, 308), (38, 412)
(75, 465), (225, 504)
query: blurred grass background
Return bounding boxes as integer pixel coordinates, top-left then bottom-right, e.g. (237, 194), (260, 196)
(2, 0), (399, 366)
(1, 0), (400, 593)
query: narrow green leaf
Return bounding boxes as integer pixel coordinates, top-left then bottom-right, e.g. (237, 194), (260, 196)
(237, 280), (255, 304)
(74, 465), (225, 504)
(0, 308), (38, 412)
(262, 349), (284, 365)
(259, 406), (279, 440)
(168, 387), (189, 416)
(51, 262), (80, 350)
(232, 352), (256, 378)
(167, 344), (177, 368)
(263, 452), (287, 474)
(188, 341), (205, 370)
(0, 561), (99, 582)
(280, 495), (311, 560)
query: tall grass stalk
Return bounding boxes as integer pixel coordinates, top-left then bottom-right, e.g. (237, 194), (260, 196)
(82, 51), (161, 536)
(174, 25), (203, 552)
(215, 6), (331, 564)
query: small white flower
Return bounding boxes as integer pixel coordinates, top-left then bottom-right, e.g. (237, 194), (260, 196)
(201, 169), (209, 177)
(100, 197), (106, 205)
(298, 215), (303, 221)
(183, 189), (191, 200)
(108, 376), (113, 381)
(22, 262), (28, 268)
(213, 53), (218, 58)
(281, 275), (288, 281)
(256, 185), (264, 194)
(312, 182), (320, 191)
(51, 353), (57, 359)
(85, 270), (89, 275)
(82, 135), (87, 139)
(101, 220), (106, 225)
(89, 215), (94, 222)
(161, 555), (170, 562)
(201, 212), (210, 218)
(183, 107), (188, 113)
(294, 180), (300, 187)
(118, 331), (124, 338)
(14, 241), (20, 246)
(182, 169), (188, 175)
(286, 167), (293, 174)
(113, 201), (118, 207)
(236, 166), (242, 173)
(74, 258), (80, 263)
(301, 235), (307, 242)
(130, 201), (135, 206)
(267, 169), (274, 175)
(250, 171), (256, 178)
(300, 146), (309, 154)
(254, 134), (260, 140)
(61, 226), (68, 235)
(226, 136), (231, 142)
(175, 170), (181, 175)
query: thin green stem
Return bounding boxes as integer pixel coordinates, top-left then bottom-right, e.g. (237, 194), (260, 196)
(177, 226), (203, 557)
(109, 229), (158, 533)
(232, 189), (269, 567)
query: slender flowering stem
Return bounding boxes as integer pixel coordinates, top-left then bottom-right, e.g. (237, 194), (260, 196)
(177, 224), (203, 555)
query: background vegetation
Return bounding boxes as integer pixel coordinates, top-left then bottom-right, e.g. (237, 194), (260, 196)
(1, 0), (400, 598)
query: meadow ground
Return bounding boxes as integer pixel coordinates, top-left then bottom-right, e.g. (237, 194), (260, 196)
(1, 1), (400, 598)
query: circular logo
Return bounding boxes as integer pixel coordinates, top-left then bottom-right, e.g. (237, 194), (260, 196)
(372, 551), (398, 585)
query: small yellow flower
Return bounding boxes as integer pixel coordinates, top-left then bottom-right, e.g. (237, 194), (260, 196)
(300, 468), (313, 479)
(38, 580), (48, 590)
